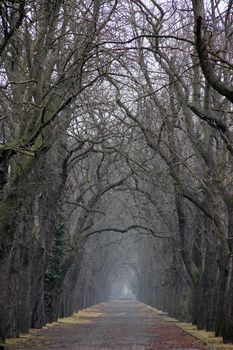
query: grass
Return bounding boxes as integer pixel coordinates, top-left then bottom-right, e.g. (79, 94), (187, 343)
(176, 322), (233, 350)
(5, 306), (105, 348)
(146, 306), (233, 350)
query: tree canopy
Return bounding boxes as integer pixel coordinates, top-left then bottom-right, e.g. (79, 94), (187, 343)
(0, 0), (233, 344)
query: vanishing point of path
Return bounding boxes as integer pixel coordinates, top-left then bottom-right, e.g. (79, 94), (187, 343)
(6, 301), (211, 350)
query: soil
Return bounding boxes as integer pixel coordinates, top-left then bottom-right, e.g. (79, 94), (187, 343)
(5, 301), (212, 350)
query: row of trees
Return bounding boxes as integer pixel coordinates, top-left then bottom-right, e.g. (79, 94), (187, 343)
(0, 0), (233, 344)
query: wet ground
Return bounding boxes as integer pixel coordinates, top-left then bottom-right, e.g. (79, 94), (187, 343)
(6, 301), (211, 350)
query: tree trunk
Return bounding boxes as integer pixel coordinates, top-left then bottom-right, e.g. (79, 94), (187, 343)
(196, 222), (218, 331)
(223, 254), (233, 342)
(0, 141), (66, 340)
(222, 201), (233, 342)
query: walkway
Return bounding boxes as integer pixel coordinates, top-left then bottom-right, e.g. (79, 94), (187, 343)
(6, 301), (211, 350)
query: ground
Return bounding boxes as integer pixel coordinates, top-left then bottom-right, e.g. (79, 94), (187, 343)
(5, 301), (212, 350)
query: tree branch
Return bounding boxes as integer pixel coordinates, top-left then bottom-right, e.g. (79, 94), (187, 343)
(192, 0), (233, 103)
(81, 224), (175, 240)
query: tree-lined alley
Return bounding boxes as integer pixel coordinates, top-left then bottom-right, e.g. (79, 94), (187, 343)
(0, 0), (233, 345)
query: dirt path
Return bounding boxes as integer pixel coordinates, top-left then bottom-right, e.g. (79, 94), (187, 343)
(6, 301), (211, 350)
